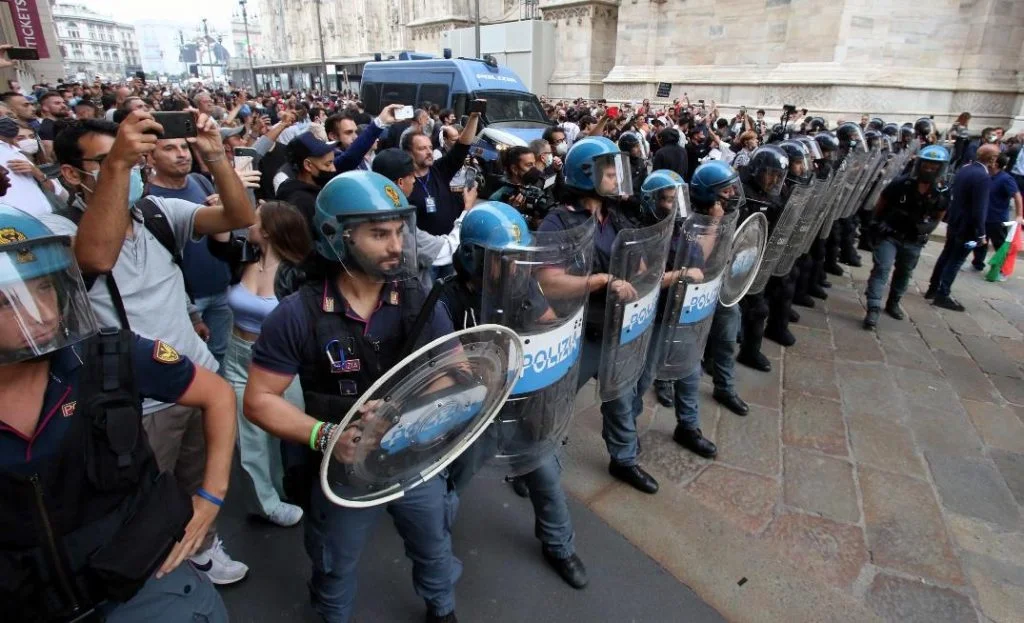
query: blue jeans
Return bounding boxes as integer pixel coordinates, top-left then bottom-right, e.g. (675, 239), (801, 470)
(704, 302), (740, 395)
(194, 291), (233, 368)
(865, 237), (923, 309)
(672, 366), (702, 430)
(99, 562), (226, 622)
(929, 233), (974, 298)
(590, 334), (656, 466)
(304, 475), (461, 622)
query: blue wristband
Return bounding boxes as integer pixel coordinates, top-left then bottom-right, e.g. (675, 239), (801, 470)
(196, 487), (224, 507)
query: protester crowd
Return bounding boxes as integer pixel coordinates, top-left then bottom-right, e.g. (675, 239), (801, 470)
(2, 68), (1024, 623)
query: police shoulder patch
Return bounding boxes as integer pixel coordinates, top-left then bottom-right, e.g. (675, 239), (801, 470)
(153, 340), (182, 364)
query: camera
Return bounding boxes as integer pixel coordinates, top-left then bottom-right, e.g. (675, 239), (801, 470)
(514, 180), (557, 224)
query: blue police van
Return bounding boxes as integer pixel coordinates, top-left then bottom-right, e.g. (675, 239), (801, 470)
(359, 54), (551, 146)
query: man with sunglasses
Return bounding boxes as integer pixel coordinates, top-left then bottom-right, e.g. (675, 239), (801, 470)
(40, 110), (256, 586)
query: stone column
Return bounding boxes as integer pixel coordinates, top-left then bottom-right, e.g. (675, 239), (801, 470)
(540, 0), (619, 99)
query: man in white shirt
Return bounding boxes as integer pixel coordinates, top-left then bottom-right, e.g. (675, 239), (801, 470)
(0, 116), (52, 215)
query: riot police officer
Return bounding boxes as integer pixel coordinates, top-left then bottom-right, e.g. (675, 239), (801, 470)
(834, 122), (869, 268)
(244, 171), (461, 623)
(536, 137), (659, 493)
(0, 205), (234, 622)
(442, 201), (589, 589)
(737, 145), (790, 369)
(777, 140), (817, 312)
(862, 146), (951, 329)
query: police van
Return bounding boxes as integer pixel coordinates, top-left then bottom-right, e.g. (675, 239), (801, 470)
(360, 53), (551, 158)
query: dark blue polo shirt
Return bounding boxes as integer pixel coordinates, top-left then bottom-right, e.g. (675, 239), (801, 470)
(0, 335), (197, 472)
(252, 279), (455, 377)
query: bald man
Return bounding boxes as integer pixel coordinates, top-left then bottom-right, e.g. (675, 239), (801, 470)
(926, 143), (1000, 311)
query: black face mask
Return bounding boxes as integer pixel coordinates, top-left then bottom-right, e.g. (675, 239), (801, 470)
(522, 167), (543, 186)
(314, 169), (336, 187)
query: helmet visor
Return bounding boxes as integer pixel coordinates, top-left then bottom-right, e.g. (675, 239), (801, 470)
(911, 159), (948, 185)
(713, 178), (746, 213)
(326, 212), (420, 283)
(647, 182), (690, 221)
(592, 152), (633, 198)
(0, 238), (98, 364)
(787, 152), (814, 185)
(758, 166), (787, 198)
(801, 139), (824, 161)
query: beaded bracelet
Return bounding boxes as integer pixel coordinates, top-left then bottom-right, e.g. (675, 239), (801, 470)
(316, 423), (338, 453)
(309, 421), (324, 451)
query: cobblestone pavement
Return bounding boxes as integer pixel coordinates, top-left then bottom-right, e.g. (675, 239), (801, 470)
(561, 245), (1024, 623)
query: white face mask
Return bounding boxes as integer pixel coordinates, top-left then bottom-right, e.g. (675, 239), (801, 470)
(17, 138), (38, 155)
(556, 141), (568, 156)
(543, 154), (553, 167)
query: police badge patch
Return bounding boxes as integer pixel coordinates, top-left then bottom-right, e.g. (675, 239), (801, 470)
(384, 185), (401, 207)
(153, 340), (182, 364)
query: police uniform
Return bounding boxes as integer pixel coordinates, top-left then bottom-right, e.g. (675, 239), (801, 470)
(0, 335), (226, 622)
(251, 277), (460, 622)
(864, 174), (948, 314)
(737, 173), (782, 367)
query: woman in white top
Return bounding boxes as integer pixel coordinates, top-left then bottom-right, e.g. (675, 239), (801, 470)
(216, 200), (312, 527)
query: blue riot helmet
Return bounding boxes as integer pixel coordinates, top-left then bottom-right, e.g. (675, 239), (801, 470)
(457, 201), (533, 282)
(746, 144), (790, 197)
(911, 145), (950, 185)
(314, 170), (419, 282)
(836, 122), (868, 153)
(0, 204), (98, 364)
(640, 169), (689, 222)
(777, 140), (814, 185)
(563, 136), (633, 197)
(689, 160), (745, 213)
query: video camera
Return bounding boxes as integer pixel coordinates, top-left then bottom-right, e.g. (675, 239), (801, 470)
(513, 176), (558, 224)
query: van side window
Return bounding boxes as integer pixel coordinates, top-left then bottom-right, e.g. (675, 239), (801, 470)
(382, 83), (418, 107)
(451, 93), (468, 120)
(418, 84), (449, 109)
(361, 83), (381, 114)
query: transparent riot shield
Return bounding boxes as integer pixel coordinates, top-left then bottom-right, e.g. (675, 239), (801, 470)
(861, 153), (904, 218)
(321, 325), (524, 508)
(742, 182), (812, 292)
(776, 178), (831, 273)
(834, 150), (871, 219)
(720, 212), (768, 305)
(817, 166), (848, 240)
(598, 214), (674, 402)
(843, 150), (885, 218)
(654, 209), (740, 381)
(476, 219), (595, 476)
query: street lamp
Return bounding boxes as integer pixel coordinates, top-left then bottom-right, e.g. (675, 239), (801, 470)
(239, 0), (257, 89)
(201, 18), (215, 83)
(315, 0), (329, 92)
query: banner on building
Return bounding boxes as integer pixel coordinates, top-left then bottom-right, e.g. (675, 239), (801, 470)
(2, 0), (50, 58)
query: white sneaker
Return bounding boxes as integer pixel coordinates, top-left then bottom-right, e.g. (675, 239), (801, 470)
(267, 502), (304, 527)
(998, 274), (1009, 282)
(189, 536), (249, 585)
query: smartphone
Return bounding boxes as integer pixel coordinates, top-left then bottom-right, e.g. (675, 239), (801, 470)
(6, 47), (39, 61)
(151, 111), (197, 139)
(233, 155), (253, 173)
(395, 105), (414, 121)
(468, 99), (487, 115)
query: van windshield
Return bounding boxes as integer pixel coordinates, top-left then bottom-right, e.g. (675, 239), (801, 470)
(475, 90), (547, 124)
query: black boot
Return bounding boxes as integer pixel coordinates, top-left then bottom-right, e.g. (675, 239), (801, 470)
(863, 307), (880, 330)
(673, 426), (718, 459)
(653, 379), (673, 407)
(765, 326), (796, 347)
(924, 286), (936, 300)
(542, 549), (589, 589)
(426, 611), (458, 623)
(713, 390), (749, 416)
(825, 263), (844, 277)
(510, 478), (530, 498)
(738, 348), (772, 372)
(932, 295), (965, 312)
(885, 297), (905, 320)
(793, 293), (815, 308)
(807, 283), (829, 299)
(608, 461), (659, 494)
(789, 308), (800, 323)
(840, 252), (862, 267)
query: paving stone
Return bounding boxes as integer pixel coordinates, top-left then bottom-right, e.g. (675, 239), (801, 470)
(860, 466), (965, 585)
(963, 552), (1024, 623)
(992, 336), (1024, 368)
(865, 573), (978, 623)
(905, 404), (986, 457)
(990, 373), (1024, 405)
(782, 448), (859, 523)
(926, 453), (1022, 530)
(733, 361), (782, 409)
(962, 400), (1024, 454)
(561, 403), (618, 502)
(947, 513), (1024, 566)
(637, 428), (713, 488)
(933, 352), (1002, 403)
(781, 392), (848, 456)
(760, 513), (867, 589)
(938, 308), (988, 337)
(785, 326), (834, 361)
(685, 465), (779, 535)
(783, 355), (839, 400)
(836, 361), (904, 419)
(792, 304), (830, 330)
(761, 335), (784, 361)
(990, 449), (1024, 506)
(970, 304), (1023, 339)
(878, 330), (941, 372)
(958, 335), (1023, 378)
(716, 405), (781, 477)
(902, 296), (946, 327)
(987, 299), (1024, 326)
(832, 325), (885, 363)
(918, 324), (970, 357)
(848, 412), (926, 478)
(894, 367), (962, 414)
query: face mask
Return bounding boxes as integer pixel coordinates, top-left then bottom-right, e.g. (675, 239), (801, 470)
(987, 135), (998, 143)
(17, 139), (38, 155)
(543, 154), (553, 167)
(522, 168), (543, 186)
(314, 168), (336, 187)
(556, 141), (568, 156)
(128, 166), (144, 205)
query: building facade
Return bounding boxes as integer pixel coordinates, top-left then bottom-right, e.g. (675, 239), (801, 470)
(136, 20), (190, 77)
(254, 0), (1024, 130)
(0, 0), (65, 87)
(51, 3), (140, 80)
